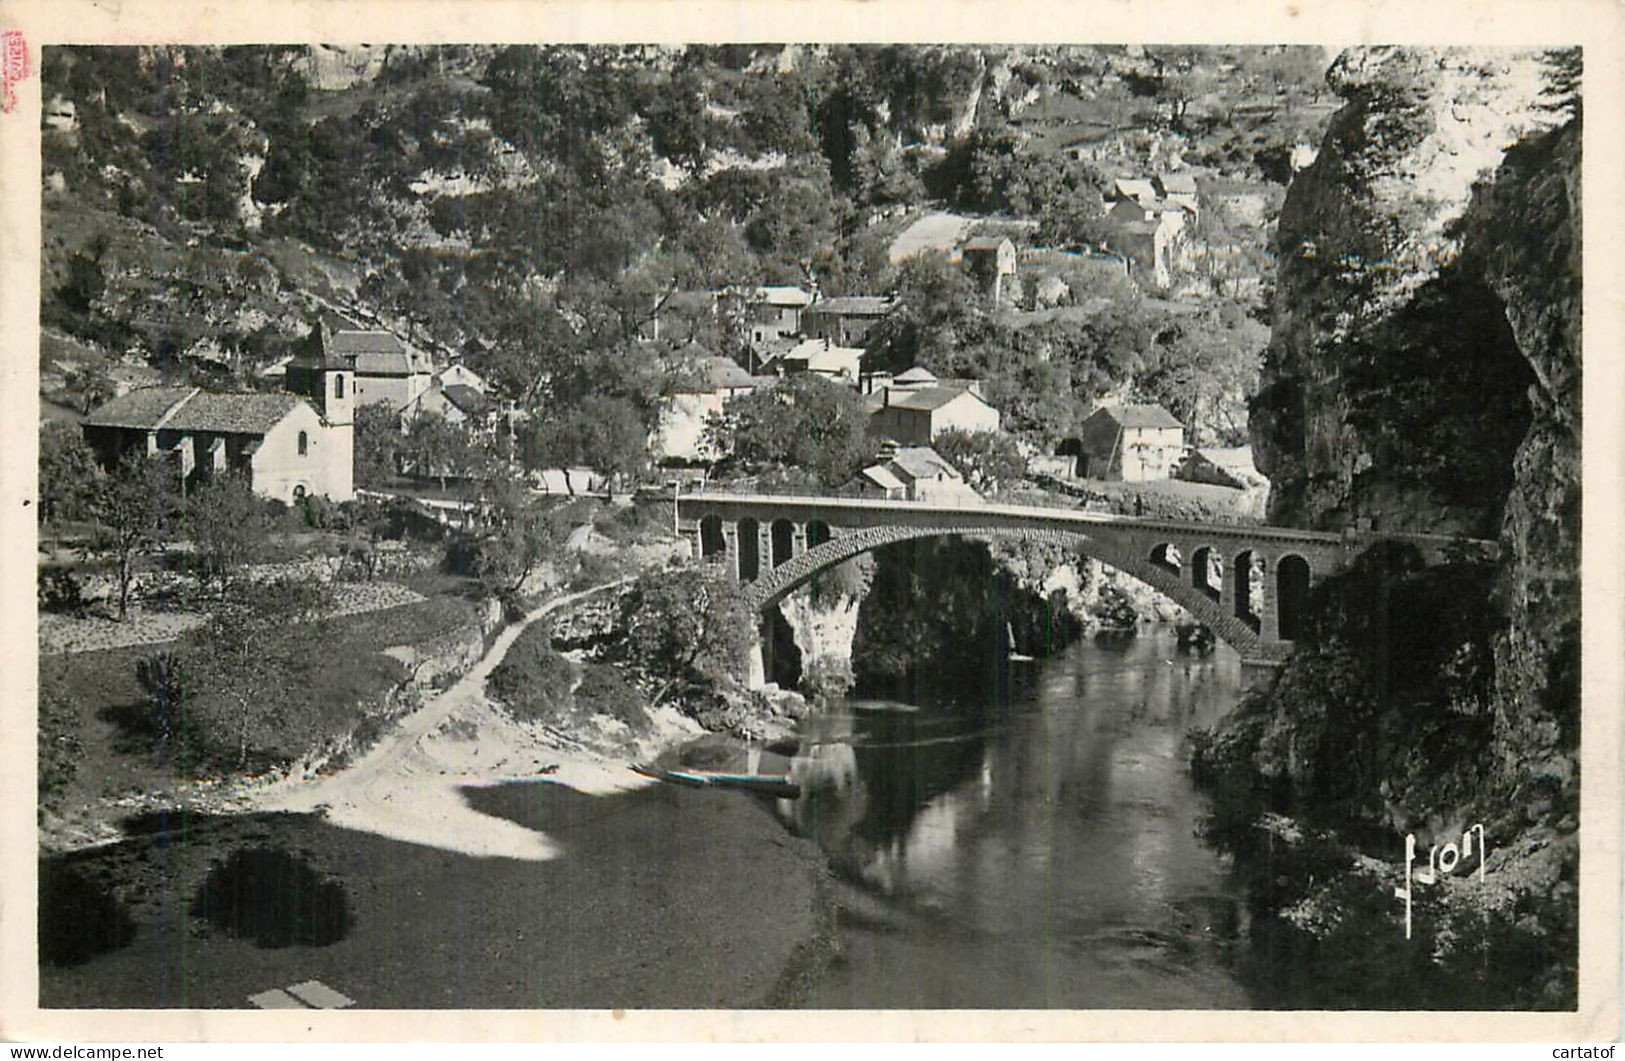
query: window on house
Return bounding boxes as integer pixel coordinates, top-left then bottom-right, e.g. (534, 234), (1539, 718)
(298, 430), (309, 456)
(335, 375), (345, 399)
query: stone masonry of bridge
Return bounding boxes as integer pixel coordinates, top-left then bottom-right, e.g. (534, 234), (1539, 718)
(676, 493), (1497, 668)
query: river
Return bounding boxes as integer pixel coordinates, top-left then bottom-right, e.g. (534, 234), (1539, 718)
(782, 625), (1253, 1009)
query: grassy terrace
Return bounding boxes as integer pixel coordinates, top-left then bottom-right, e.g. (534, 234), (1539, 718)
(39, 577), (487, 835)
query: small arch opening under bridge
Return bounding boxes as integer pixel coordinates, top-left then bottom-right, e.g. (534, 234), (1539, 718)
(737, 517), (761, 581)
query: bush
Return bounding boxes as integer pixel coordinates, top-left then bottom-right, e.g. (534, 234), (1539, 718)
(38, 690), (83, 808)
(302, 493), (339, 529)
(575, 664), (649, 732)
(38, 568), (87, 614)
(485, 626), (577, 724)
(133, 649), (190, 745)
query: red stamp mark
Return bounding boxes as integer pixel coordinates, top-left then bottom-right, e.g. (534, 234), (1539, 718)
(2, 30), (31, 115)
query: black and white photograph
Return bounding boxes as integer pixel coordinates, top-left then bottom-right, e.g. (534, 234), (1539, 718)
(4, 0), (1620, 1042)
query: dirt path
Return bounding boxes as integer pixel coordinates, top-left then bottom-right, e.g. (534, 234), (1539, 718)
(255, 579), (648, 860)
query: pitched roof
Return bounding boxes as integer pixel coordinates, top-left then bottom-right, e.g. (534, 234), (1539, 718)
(893, 366), (938, 384)
(1112, 177), (1157, 203)
(809, 295), (892, 317)
(756, 285), (812, 307)
(1157, 172), (1199, 195)
(856, 464), (906, 492)
(673, 356), (756, 393)
(86, 387), (309, 435)
(353, 348), (435, 376)
(327, 328), (405, 355)
(784, 339), (863, 375)
(962, 235), (1011, 252)
(888, 446), (962, 482)
(1097, 403), (1184, 430)
(83, 387), (197, 430)
(886, 385), (986, 412)
(440, 384), (490, 416)
(1194, 445), (1256, 470)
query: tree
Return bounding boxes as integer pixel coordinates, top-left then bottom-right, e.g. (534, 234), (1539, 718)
(64, 363), (117, 416)
(465, 471), (558, 601)
(89, 452), (178, 620)
(525, 394), (650, 480)
(334, 494), (392, 582)
(353, 403), (405, 488)
(401, 411), (461, 490)
(864, 255), (984, 372)
(181, 473), (269, 601)
(623, 566), (756, 689)
(933, 429), (1029, 495)
(711, 374), (877, 489)
(39, 422), (102, 526)
(173, 577), (328, 770)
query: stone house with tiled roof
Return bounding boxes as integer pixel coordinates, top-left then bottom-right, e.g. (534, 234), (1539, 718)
(84, 384), (353, 503)
(869, 384), (1000, 446)
(1066, 403), (1186, 483)
(803, 295), (894, 346)
(400, 379), (496, 436)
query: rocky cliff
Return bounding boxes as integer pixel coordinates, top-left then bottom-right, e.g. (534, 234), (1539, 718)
(1219, 45), (1580, 1008)
(1254, 45), (1579, 775)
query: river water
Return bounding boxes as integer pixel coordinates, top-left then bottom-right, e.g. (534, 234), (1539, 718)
(782, 625), (1253, 1009)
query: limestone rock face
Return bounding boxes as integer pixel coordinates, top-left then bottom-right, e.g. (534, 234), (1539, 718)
(1257, 46), (1567, 536)
(1253, 45), (1580, 775)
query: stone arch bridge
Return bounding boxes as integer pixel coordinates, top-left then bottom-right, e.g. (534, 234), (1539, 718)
(676, 493), (1495, 670)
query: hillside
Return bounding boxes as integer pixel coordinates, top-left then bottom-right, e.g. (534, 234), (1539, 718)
(40, 44), (1334, 452)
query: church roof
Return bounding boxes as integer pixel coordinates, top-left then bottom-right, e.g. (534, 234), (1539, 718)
(86, 387), (309, 435)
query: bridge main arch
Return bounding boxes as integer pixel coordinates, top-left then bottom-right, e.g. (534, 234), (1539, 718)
(745, 522), (1271, 661)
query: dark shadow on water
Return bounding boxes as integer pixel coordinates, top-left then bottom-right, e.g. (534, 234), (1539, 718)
(191, 847), (350, 948)
(39, 862), (137, 967)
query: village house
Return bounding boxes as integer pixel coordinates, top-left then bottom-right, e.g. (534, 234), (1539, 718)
(1066, 403), (1185, 482)
(399, 379), (496, 436)
(650, 355), (764, 463)
(745, 285), (813, 345)
(843, 445), (978, 504)
(803, 294), (893, 346)
(869, 383), (1001, 446)
(1103, 176), (1196, 289)
(83, 383), (354, 504)
(961, 235), (1017, 302)
(713, 285), (812, 348)
(766, 337), (864, 385)
(434, 362), (487, 394)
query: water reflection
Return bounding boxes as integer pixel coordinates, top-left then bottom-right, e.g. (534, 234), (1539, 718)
(785, 626), (1252, 1009)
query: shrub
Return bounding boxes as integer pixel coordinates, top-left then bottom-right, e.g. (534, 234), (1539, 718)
(38, 690), (83, 808)
(486, 626), (577, 724)
(134, 649), (190, 745)
(38, 568), (87, 614)
(575, 664), (649, 732)
(302, 493), (339, 529)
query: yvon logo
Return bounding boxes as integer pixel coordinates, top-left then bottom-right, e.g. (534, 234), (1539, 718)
(1394, 823), (1487, 938)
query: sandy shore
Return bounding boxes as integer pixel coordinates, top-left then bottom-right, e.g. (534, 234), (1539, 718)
(252, 580), (673, 859)
(39, 581), (836, 1008)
